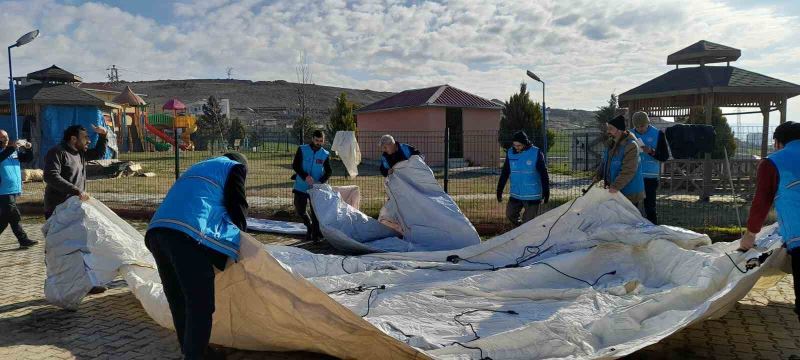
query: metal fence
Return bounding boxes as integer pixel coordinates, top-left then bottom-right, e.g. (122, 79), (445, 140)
(19, 123), (777, 234)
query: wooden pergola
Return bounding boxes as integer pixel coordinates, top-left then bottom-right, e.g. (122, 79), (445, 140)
(619, 40), (800, 199)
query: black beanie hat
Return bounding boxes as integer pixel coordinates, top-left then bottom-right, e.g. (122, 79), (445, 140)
(607, 114), (626, 131)
(512, 130), (530, 145)
(223, 152), (248, 168)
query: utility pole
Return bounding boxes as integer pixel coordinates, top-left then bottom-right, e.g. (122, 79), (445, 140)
(106, 65), (120, 83)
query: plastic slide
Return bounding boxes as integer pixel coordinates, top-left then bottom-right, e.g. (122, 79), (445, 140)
(143, 136), (171, 151)
(144, 121), (191, 151)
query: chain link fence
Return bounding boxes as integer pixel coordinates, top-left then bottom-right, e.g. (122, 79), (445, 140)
(18, 122), (777, 234)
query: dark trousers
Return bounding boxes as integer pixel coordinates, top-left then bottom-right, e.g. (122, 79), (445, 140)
(643, 178), (659, 224)
(506, 197), (541, 227)
(293, 192), (321, 239)
(145, 229), (216, 360)
(791, 249), (800, 320)
(0, 194), (30, 244)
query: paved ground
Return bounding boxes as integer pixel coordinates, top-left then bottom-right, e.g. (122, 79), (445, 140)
(1, 220), (799, 360)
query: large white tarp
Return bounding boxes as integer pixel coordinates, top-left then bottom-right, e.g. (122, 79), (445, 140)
(42, 190), (789, 360)
(310, 155), (482, 254)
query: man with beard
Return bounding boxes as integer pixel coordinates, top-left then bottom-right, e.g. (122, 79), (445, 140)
(292, 130), (331, 241)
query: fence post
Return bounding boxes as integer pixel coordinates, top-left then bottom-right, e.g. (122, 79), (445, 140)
(173, 113), (180, 180)
(444, 127), (450, 193)
(584, 133), (589, 171)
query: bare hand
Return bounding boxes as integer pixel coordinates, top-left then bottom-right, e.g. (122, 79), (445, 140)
(388, 169), (394, 175)
(92, 124), (108, 136)
(305, 176), (314, 186)
(642, 146), (653, 153)
(79, 192), (90, 201)
(738, 231), (757, 251)
(608, 187), (619, 194)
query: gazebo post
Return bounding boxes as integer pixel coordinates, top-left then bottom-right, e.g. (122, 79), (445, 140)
(779, 98), (787, 124)
(760, 103), (771, 158)
(702, 94), (714, 201)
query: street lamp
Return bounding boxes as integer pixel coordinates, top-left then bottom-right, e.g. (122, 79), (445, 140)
(7, 29), (39, 140)
(526, 70), (547, 158)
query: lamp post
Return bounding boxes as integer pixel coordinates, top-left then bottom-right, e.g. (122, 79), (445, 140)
(7, 30), (39, 140)
(526, 70), (547, 159)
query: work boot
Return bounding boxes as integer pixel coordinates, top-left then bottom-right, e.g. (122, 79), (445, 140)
(18, 239), (39, 249)
(304, 231), (314, 242)
(88, 286), (107, 295)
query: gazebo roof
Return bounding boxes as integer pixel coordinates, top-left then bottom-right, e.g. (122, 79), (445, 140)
(667, 40), (741, 65)
(0, 83), (115, 107)
(619, 66), (800, 101)
(26, 65), (82, 83)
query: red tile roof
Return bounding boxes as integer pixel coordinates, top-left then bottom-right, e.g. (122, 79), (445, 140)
(357, 85), (501, 113)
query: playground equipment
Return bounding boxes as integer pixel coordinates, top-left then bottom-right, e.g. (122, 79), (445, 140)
(145, 113), (197, 151)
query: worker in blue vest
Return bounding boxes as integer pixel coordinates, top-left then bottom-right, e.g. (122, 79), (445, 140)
(145, 152), (248, 360)
(740, 121), (800, 320)
(631, 112), (669, 224)
(496, 131), (550, 227)
(596, 114), (645, 205)
(0, 129), (36, 249)
(379, 134), (421, 176)
(292, 130), (331, 241)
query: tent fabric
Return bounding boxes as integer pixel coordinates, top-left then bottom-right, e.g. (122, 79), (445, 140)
(269, 188), (788, 359)
(43, 197), (426, 360)
(331, 131), (361, 178)
(246, 185), (362, 235)
(42, 191), (787, 359)
(246, 218), (306, 235)
(308, 156), (481, 254)
(38, 105), (112, 167)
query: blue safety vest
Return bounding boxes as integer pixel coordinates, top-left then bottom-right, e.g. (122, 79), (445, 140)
(767, 140), (800, 250)
(508, 146), (543, 201)
(604, 137), (645, 196)
(0, 150), (22, 196)
(148, 156), (243, 260)
(293, 144), (330, 193)
(381, 143), (412, 170)
(632, 125), (661, 178)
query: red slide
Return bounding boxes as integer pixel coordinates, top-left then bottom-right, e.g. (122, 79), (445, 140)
(145, 122), (190, 150)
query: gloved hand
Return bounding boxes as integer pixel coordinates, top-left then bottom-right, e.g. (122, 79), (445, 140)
(496, 190), (503, 203)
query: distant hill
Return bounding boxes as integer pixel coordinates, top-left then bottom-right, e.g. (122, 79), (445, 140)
(90, 79), (665, 130)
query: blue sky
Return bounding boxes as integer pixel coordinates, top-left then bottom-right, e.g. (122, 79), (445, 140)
(2, 0), (799, 125)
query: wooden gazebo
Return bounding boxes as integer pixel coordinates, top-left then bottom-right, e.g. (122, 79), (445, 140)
(619, 40), (800, 199)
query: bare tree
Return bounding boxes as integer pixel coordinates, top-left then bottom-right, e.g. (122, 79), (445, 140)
(226, 67), (234, 80)
(296, 51), (313, 120)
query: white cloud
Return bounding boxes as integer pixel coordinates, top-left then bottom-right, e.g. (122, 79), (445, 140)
(0, 0), (798, 113)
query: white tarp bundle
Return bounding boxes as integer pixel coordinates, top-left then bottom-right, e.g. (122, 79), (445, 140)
(42, 190), (788, 359)
(331, 130), (361, 178)
(309, 155), (481, 253)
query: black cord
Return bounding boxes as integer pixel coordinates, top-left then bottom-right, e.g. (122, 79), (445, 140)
(451, 341), (492, 360)
(453, 309), (519, 341)
(531, 262), (616, 287)
(327, 284), (386, 317)
(725, 252), (750, 274)
(341, 256), (351, 274)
